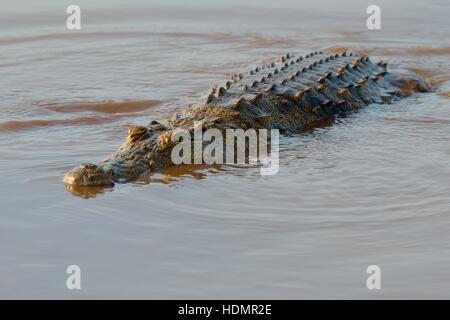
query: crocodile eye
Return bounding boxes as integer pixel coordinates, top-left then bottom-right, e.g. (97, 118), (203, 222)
(127, 126), (149, 143)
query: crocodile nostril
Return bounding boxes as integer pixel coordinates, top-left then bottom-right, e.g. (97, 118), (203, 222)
(81, 163), (98, 170)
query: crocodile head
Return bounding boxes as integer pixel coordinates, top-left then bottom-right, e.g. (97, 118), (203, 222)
(64, 123), (173, 186)
(64, 163), (114, 186)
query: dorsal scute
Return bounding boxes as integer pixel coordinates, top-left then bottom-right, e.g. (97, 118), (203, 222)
(206, 50), (385, 108)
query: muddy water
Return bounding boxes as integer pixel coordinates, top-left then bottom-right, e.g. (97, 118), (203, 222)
(0, 0), (449, 298)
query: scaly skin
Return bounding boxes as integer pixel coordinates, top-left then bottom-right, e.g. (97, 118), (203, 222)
(64, 51), (430, 186)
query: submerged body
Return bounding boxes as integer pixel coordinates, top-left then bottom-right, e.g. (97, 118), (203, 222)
(64, 51), (429, 186)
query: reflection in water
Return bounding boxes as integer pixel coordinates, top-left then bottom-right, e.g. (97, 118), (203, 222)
(140, 164), (223, 185)
(66, 164), (224, 197)
(0, 113), (145, 132)
(43, 100), (163, 114)
(297, 117), (337, 133)
(65, 183), (114, 199)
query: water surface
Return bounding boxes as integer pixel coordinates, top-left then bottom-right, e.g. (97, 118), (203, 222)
(0, 0), (449, 298)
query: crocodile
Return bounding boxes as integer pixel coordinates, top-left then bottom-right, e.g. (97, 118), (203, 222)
(64, 50), (430, 186)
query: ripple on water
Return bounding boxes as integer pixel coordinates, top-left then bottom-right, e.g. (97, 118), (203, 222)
(1, 0), (450, 298)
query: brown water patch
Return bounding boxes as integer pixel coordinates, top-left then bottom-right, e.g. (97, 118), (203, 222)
(44, 100), (162, 114)
(137, 164), (222, 185)
(440, 91), (450, 98)
(408, 68), (437, 80)
(326, 47), (349, 54)
(65, 184), (114, 199)
(145, 164), (222, 185)
(354, 47), (450, 57)
(0, 31), (244, 46)
(236, 34), (298, 50)
(182, 62), (245, 75)
(407, 68), (450, 89)
(408, 47), (450, 57)
(0, 114), (139, 132)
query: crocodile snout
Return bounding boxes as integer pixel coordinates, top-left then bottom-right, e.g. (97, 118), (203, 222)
(64, 163), (114, 186)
